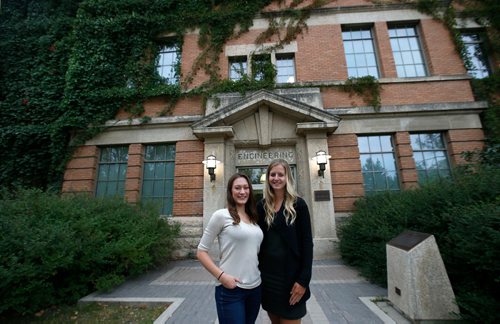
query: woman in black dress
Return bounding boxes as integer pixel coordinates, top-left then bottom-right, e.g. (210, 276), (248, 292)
(257, 159), (314, 323)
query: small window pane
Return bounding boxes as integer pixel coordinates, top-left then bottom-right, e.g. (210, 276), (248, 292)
(155, 162), (166, 178)
(353, 40), (364, 52)
(399, 38), (410, 51)
(346, 54), (355, 66)
(368, 136), (381, 152)
(405, 65), (417, 77)
(358, 136), (370, 153)
(344, 42), (354, 53)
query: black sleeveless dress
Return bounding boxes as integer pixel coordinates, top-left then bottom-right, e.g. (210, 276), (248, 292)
(258, 206), (307, 319)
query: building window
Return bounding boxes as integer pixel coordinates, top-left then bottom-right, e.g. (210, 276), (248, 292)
(229, 56), (248, 81)
(96, 146), (129, 197)
(251, 54), (272, 81)
(389, 24), (427, 77)
(276, 54), (296, 83)
(410, 133), (451, 184)
(157, 42), (180, 85)
(342, 26), (379, 78)
(141, 144), (176, 216)
(461, 32), (491, 79)
(358, 135), (400, 194)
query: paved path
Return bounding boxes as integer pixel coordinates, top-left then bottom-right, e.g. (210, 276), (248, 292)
(81, 258), (391, 323)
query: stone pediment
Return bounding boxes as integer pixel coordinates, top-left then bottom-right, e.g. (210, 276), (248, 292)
(191, 90), (340, 142)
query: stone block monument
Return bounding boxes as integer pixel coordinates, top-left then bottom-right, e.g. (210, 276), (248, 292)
(386, 230), (460, 321)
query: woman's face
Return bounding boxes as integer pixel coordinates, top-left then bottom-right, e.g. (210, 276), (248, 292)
(268, 164), (286, 192)
(232, 176), (250, 207)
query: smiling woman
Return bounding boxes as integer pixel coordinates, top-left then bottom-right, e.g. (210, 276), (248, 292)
(196, 173), (263, 324)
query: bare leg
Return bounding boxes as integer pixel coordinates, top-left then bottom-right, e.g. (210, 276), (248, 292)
(267, 312), (301, 324)
(281, 319), (301, 324)
(267, 312), (280, 324)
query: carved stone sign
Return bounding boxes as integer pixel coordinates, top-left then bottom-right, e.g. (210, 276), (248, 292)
(236, 147), (295, 166)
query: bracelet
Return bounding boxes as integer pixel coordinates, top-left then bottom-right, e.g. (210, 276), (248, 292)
(217, 271), (224, 280)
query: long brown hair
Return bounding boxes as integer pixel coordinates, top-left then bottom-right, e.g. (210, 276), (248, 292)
(263, 159), (298, 228)
(226, 173), (258, 224)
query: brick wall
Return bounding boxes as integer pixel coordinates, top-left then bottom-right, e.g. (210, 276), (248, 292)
(172, 140), (204, 217)
(124, 144), (143, 203)
(394, 132), (419, 189)
(328, 134), (364, 212)
(62, 146), (98, 194)
(447, 129), (485, 164)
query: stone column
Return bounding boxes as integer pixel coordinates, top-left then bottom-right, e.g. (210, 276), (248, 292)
(202, 136), (227, 228)
(297, 122), (338, 259)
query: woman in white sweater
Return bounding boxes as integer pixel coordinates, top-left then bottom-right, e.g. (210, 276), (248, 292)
(197, 173), (263, 324)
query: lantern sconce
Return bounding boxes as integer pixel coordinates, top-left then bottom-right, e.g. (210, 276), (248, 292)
(314, 150), (331, 178)
(202, 155), (219, 182)
(260, 173), (266, 184)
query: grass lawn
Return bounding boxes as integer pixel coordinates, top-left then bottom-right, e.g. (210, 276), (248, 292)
(0, 302), (170, 323)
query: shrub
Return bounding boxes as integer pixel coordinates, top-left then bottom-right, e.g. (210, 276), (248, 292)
(0, 188), (179, 315)
(338, 166), (499, 321)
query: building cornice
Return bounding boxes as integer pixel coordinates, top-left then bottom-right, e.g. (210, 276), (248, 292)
(332, 101), (488, 118)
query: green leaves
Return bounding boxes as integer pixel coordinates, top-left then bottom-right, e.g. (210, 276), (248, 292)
(0, 188), (180, 315)
(338, 165), (500, 321)
(0, 0), (278, 188)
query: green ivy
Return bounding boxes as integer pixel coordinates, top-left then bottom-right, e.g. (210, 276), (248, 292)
(0, 0), (275, 189)
(1, 0), (497, 189)
(341, 76), (381, 111)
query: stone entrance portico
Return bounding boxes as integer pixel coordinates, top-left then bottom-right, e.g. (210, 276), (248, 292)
(192, 89), (341, 258)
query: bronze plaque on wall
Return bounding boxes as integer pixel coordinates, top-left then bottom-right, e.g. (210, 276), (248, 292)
(314, 190), (330, 201)
(387, 231), (432, 251)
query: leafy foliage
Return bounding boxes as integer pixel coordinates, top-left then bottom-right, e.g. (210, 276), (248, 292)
(0, 188), (179, 315)
(341, 76), (381, 111)
(0, 0), (278, 189)
(338, 164), (500, 321)
(1, 0), (498, 191)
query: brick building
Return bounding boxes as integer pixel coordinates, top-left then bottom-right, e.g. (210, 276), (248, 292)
(62, 1), (493, 258)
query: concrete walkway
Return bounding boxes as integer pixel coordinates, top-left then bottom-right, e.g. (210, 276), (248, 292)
(81, 258), (396, 323)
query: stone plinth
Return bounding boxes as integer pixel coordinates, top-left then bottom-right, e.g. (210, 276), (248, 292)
(386, 230), (460, 321)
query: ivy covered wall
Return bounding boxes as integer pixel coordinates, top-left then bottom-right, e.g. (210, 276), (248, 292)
(0, 0), (277, 189)
(0, 0), (497, 190)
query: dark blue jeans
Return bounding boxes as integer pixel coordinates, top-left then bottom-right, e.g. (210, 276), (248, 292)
(215, 285), (261, 324)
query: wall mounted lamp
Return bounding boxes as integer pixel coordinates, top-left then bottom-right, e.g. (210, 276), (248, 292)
(314, 150), (331, 178)
(202, 155), (219, 182)
(260, 173), (267, 184)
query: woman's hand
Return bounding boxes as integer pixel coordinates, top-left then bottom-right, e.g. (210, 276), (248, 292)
(289, 282), (306, 305)
(219, 273), (240, 289)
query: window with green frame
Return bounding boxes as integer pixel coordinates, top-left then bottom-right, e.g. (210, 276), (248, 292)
(141, 144), (176, 216)
(358, 135), (400, 194)
(410, 133), (451, 184)
(96, 146), (129, 197)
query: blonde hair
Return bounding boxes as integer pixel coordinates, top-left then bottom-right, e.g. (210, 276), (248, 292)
(263, 159), (298, 228)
